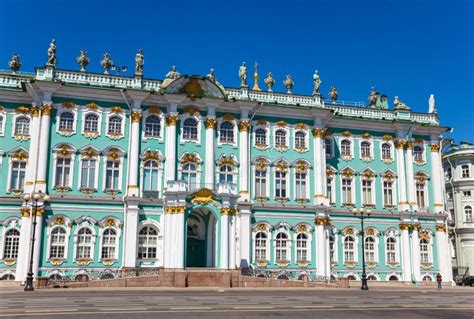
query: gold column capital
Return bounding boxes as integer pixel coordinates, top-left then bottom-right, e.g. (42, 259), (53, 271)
(41, 104), (53, 116)
(204, 117), (217, 129)
(312, 127), (325, 138)
(166, 115), (179, 126)
(239, 121), (250, 132)
(164, 206), (186, 214)
(131, 111), (142, 123)
(220, 207), (237, 216)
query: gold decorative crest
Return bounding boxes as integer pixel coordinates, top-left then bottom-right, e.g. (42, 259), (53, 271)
(111, 106), (122, 113)
(191, 188), (217, 206)
(62, 101), (75, 109)
(166, 115), (179, 126)
(239, 121), (250, 132)
(86, 102), (99, 110)
(276, 120), (287, 127)
(341, 130), (352, 137)
(204, 117), (217, 129)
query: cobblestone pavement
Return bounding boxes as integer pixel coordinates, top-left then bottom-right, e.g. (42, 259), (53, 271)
(0, 287), (473, 318)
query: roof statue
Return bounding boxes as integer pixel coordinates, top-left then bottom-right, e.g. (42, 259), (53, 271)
(76, 50), (90, 72)
(264, 72), (275, 92)
(206, 68), (216, 82)
(394, 96), (411, 110)
(239, 62), (247, 88)
(312, 70), (321, 96)
(428, 94), (436, 113)
(161, 66), (180, 89)
(368, 87), (389, 109)
(135, 49), (144, 76)
(368, 87), (378, 107)
(100, 53), (113, 74)
(328, 86), (338, 103)
(283, 74), (294, 94)
(46, 39), (57, 66)
(252, 62), (261, 91)
(8, 53), (21, 74)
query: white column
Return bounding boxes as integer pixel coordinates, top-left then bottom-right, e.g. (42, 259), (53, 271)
(32, 211), (44, 278)
(24, 106), (40, 193)
(405, 143), (417, 210)
(124, 205), (139, 268)
(175, 211), (185, 269)
(395, 140), (409, 211)
(411, 225), (421, 282)
(228, 213), (236, 270)
(239, 206), (251, 268)
(164, 112), (178, 186)
(220, 209), (229, 269)
(315, 216), (329, 277)
(238, 117), (250, 201)
(312, 128), (328, 206)
(163, 212), (172, 268)
(324, 227), (331, 279)
(204, 116), (216, 189)
(400, 224), (412, 282)
(435, 225), (451, 282)
(127, 111), (141, 197)
(15, 209), (32, 282)
(35, 104), (53, 193)
(430, 143), (444, 213)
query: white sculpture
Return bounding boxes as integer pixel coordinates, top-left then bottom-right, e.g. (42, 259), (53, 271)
(428, 94), (436, 113)
(239, 62), (247, 87)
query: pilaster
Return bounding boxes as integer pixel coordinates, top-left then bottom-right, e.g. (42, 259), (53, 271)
(23, 105), (41, 194)
(15, 208), (32, 282)
(35, 103), (53, 193)
(411, 222), (421, 282)
(238, 203), (252, 269)
(127, 110), (142, 197)
(315, 214), (330, 278)
(123, 202), (139, 268)
(430, 141), (444, 213)
(164, 110), (179, 187)
(238, 108), (250, 201)
(405, 142), (417, 210)
(312, 126), (328, 206)
(395, 139), (409, 212)
(399, 222), (412, 282)
(204, 108), (216, 189)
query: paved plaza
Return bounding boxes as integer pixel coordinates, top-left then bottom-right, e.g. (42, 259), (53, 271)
(0, 287), (473, 318)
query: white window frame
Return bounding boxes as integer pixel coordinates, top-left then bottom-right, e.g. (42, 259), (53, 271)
(381, 173), (397, 207)
(12, 114), (31, 138)
(380, 141), (394, 162)
(101, 148), (125, 193)
(273, 127), (289, 150)
(1, 227), (20, 260)
(292, 164), (310, 201)
(324, 137), (334, 158)
(78, 155), (99, 191)
(99, 227), (119, 260)
(56, 109), (77, 136)
(340, 170), (355, 205)
(252, 160), (270, 199)
(142, 112), (164, 141)
(343, 234), (358, 264)
(419, 238), (433, 264)
(274, 230), (291, 263)
(51, 145), (76, 191)
(0, 110), (6, 136)
(217, 118), (238, 147)
(7, 157), (27, 193)
(339, 138), (353, 160)
(73, 225), (96, 261)
(82, 110), (103, 138)
(106, 113), (125, 139)
(137, 224), (160, 261)
(359, 172), (376, 206)
(294, 225), (312, 263)
(413, 144), (426, 164)
(385, 236), (399, 265)
(293, 129), (309, 152)
(253, 125), (269, 149)
(274, 162), (289, 199)
(364, 234), (379, 263)
(253, 230), (270, 262)
(180, 114), (201, 144)
(415, 174), (429, 210)
(359, 140), (373, 161)
(464, 205), (473, 223)
(48, 226), (68, 260)
(461, 164), (471, 179)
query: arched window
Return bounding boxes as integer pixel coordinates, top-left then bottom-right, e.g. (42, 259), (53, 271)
(389, 275), (399, 281)
(255, 128), (267, 146)
(15, 117), (30, 136)
(219, 164), (233, 184)
(143, 160), (159, 191)
(275, 129), (287, 147)
(59, 112), (74, 131)
(413, 146), (423, 162)
(419, 238), (430, 263)
(9, 160), (27, 192)
(220, 121), (234, 143)
(325, 138), (333, 157)
(144, 115), (161, 138)
(465, 206), (473, 223)
(275, 233), (289, 261)
(462, 165), (470, 178)
(361, 141), (371, 158)
(341, 140), (351, 157)
(0, 274), (15, 281)
(296, 233), (308, 261)
(367, 275), (377, 281)
(101, 228), (117, 260)
(255, 232), (267, 260)
(183, 118), (198, 140)
(364, 237), (376, 262)
(386, 237), (397, 263)
(255, 168), (267, 198)
(344, 236), (355, 262)
(76, 228), (93, 260)
(108, 116), (122, 135)
(50, 227), (67, 259)
(422, 275), (432, 282)
(182, 163), (197, 191)
(3, 229), (20, 259)
(84, 113), (99, 133)
(295, 131), (306, 149)
(381, 143), (392, 160)
(138, 226), (158, 260)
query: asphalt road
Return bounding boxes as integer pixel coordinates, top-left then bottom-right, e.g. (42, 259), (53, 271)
(0, 288), (473, 319)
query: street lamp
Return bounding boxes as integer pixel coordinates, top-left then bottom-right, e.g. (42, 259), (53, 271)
(23, 191), (50, 291)
(352, 207), (372, 290)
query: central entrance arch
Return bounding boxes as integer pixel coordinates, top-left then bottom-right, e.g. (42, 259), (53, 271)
(185, 208), (217, 268)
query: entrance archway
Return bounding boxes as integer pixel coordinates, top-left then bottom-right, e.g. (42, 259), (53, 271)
(186, 209), (217, 268)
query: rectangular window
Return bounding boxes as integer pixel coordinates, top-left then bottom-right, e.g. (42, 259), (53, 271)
(342, 178), (352, 204)
(81, 159), (96, 189)
(462, 165), (470, 178)
(362, 180), (372, 205)
(255, 170), (267, 198)
(10, 161), (26, 191)
(55, 157), (71, 188)
(275, 171), (287, 198)
(327, 178), (333, 203)
(463, 191), (471, 197)
(383, 181), (394, 206)
(416, 182), (426, 208)
(295, 172), (307, 199)
(105, 160), (120, 190)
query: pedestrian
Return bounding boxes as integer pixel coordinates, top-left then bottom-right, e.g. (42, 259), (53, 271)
(436, 273), (442, 289)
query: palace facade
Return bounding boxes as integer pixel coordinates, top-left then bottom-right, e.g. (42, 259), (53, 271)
(0, 49), (453, 283)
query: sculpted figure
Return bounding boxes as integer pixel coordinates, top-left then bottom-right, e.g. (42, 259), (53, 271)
(76, 50), (90, 72)
(428, 94), (436, 113)
(264, 72), (275, 92)
(283, 74), (294, 94)
(135, 49), (144, 76)
(328, 86), (338, 103)
(100, 53), (113, 74)
(8, 53), (21, 74)
(394, 96), (410, 110)
(46, 39), (57, 66)
(166, 65), (180, 79)
(239, 62), (247, 87)
(206, 68), (216, 82)
(312, 70), (321, 95)
(368, 88), (378, 107)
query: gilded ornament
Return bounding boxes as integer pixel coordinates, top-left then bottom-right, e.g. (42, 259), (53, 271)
(20, 207), (30, 217)
(50, 259), (63, 266)
(42, 104), (53, 116)
(239, 121), (250, 132)
(420, 262), (433, 270)
(382, 135), (393, 141)
(8, 53), (21, 74)
(16, 106), (30, 114)
(131, 112), (142, 123)
(252, 62), (261, 91)
(366, 228), (375, 236)
(86, 102), (99, 110)
(75, 259), (92, 266)
(183, 106), (200, 116)
(12, 151), (28, 161)
(204, 117), (217, 129)
(276, 120), (287, 127)
(111, 106), (122, 114)
(367, 262), (377, 269)
(295, 123), (308, 130)
(55, 217), (65, 225)
(415, 173), (426, 183)
(183, 78), (204, 100)
(258, 224), (266, 231)
(341, 169), (354, 178)
(181, 153), (199, 164)
(297, 261), (309, 268)
(361, 132), (371, 139)
(435, 225), (446, 232)
(164, 206), (186, 214)
(312, 128), (325, 138)
(413, 223), (422, 231)
(276, 261), (289, 267)
(76, 50), (90, 72)
(295, 161), (307, 173)
(148, 106), (161, 114)
(283, 74), (294, 94)
(220, 207), (237, 216)
(382, 172), (395, 180)
(106, 219), (116, 227)
(4, 258), (16, 266)
(264, 72), (275, 92)
(430, 144), (440, 152)
(341, 130), (352, 137)
(406, 142), (413, 150)
(166, 115), (179, 126)
(82, 148), (97, 158)
(59, 145), (71, 157)
(62, 101), (75, 109)
(191, 188), (217, 206)
(362, 171), (374, 179)
(102, 259), (114, 266)
(220, 155), (236, 166)
(326, 168), (334, 177)
(256, 118), (267, 125)
(31, 106), (40, 117)
(143, 150), (161, 161)
(298, 225), (307, 232)
(107, 148), (120, 160)
(415, 138), (424, 143)
(222, 113), (235, 121)
(275, 162), (288, 172)
(395, 140), (406, 149)
(315, 216), (331, 226)
(345, 261), (356, 269)
(255, 159), (267, 171)
(100, 53), (113, 74)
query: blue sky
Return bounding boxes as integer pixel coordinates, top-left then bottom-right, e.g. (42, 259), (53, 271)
(1, 0), (472, 142)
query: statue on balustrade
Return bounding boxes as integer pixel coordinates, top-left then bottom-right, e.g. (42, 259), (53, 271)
(239, 62), (247, 87)
(135, 49), (144, 76)
(161, 66), (181, 89)
(428, 94), (436, 113)
(328, 86), (338, 103)
(206, 68), (216, 82)
(368, 87), (389, 109)
(46, 39), (57, 66)
(264, 72), (275, 92)
(283, 74), (294, 94)
(312, 70), (321, 96)
(76, 50), (90, 72)
(100, 53), (113, 74)
(8, 53), (21, 74)
(394, 96), (411, 110)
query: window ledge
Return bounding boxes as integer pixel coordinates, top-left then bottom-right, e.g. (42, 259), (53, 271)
(49, 258), (66, 266)
(104, 188), (121, 195)
(100, 259), (117, 266)
(75, 258), (92, 266)
(55, 186), (72, 193)
(83, 131), (99, 139)
(420, 262), (433, 270)
(275, 260), (290, 267)
(80, 187), (97, 194)
(2, 258), (17, 266)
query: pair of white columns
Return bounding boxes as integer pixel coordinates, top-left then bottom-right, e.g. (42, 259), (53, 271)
(312, 128), (328, 206)
(163, 209), (185, 269)
(315, 216), (330, 278)
(400, 223), (421, 282)
(220, 209), (237, 269)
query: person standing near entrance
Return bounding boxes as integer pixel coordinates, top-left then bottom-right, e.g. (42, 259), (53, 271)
(436, 273), (442, 289)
